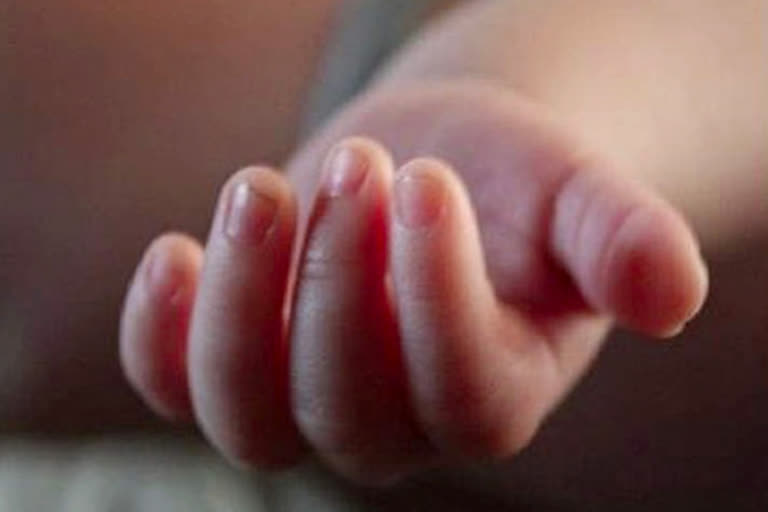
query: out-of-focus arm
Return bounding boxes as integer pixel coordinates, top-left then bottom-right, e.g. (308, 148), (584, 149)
(371, 0), (768, 249)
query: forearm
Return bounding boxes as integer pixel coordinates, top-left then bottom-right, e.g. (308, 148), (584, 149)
(368, 0), (768, 249)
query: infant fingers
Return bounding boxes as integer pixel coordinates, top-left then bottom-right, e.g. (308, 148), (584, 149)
(187, 167), (304, 468)
(390, 159), (559, 459)
(290, 138), (432, 484)
(119, 233), (202, 421)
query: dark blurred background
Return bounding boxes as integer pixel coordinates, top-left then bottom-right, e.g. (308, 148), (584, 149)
(3, 0), (338, 431)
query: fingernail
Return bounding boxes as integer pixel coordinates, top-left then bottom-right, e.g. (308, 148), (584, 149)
(142, 246), (176, 299)
(143, 248), (161, 288)
(323, 145), (369, 197)
(223, 181), (278, 245)
(394, 168), (445, 228)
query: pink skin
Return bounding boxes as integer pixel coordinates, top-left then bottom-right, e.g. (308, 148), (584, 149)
(119, 235), (200, 422)
(119, 82), (707, 484)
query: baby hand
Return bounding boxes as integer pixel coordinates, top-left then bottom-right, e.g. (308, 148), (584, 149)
(120, 89), (707, 484)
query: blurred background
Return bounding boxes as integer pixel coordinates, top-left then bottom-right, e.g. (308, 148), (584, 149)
(3, 0), (338, 431)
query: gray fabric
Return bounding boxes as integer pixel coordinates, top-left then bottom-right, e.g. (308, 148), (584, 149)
(299, 0), (440, 139)
(0, 437), (510, 512)
(0, 437), (368, 512)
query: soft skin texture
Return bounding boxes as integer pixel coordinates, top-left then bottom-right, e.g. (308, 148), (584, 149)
(118, 0), (765, 490)
(121, 127), (706, 484)
(371, 0), (767, 248)
(5, 0), (767, 504)
(286, 82), (708, 334)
